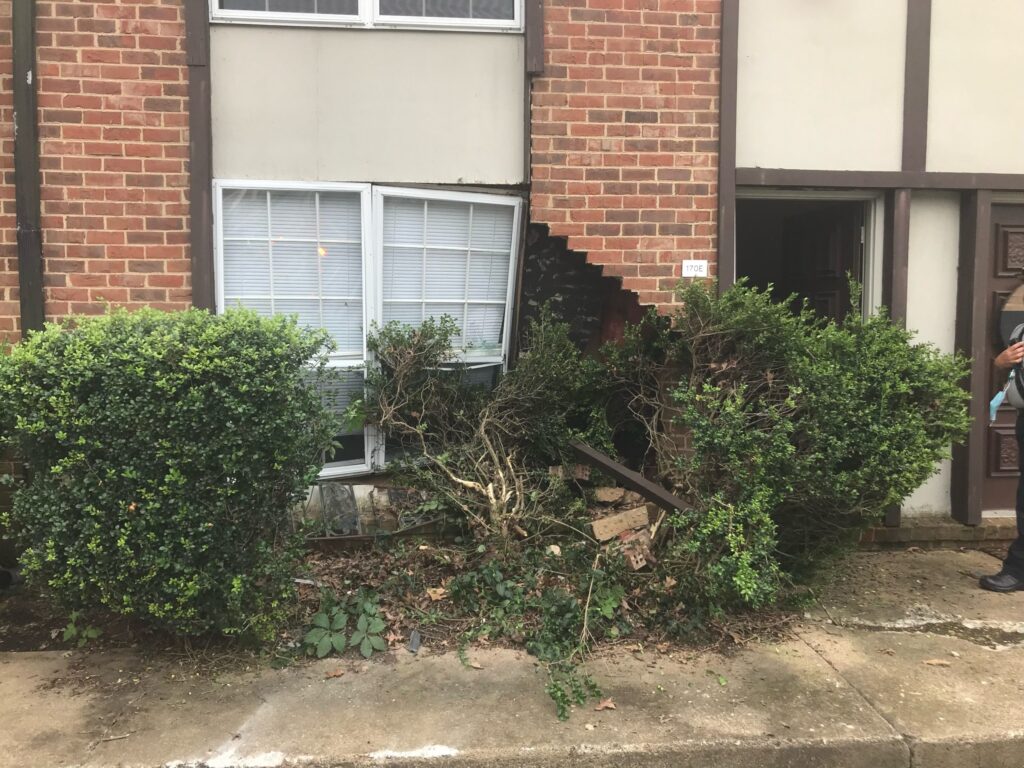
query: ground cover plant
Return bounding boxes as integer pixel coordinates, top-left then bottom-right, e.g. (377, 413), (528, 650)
(316, 285), (969, 716)
(0, 308), (337, 641)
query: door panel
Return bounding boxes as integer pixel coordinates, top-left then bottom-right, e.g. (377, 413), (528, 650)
(780, 204), (864, 322)
(982, 204), (1024, 512)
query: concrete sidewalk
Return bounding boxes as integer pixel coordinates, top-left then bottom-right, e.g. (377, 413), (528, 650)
(2, 549), (1024, 768)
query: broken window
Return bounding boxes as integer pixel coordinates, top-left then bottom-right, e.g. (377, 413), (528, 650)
(216, 182), (521, 478)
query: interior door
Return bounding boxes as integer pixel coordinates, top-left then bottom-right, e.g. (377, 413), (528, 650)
(983, 204), (1024, 512)
(781, 203), (865, 321)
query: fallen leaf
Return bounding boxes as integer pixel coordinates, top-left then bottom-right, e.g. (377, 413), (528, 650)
(385, 631), (402, 647)
(468, 661), (483, 670)
(594, 698), (616, 711)
(426, 587), (448, 602)
(324, 668), (345, 679)
(547, 544), (562, 557)
(949, 651), (961, 658)
(924, 659), (952, 667)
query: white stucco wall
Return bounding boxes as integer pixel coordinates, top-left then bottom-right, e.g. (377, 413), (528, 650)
(902, 192), (960, 517)
(736, 0), (907, 171)
(927, 0), (1024, 174)
(211, 26), (525, 184)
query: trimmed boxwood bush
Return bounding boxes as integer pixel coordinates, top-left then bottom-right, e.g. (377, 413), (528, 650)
(0, 308), (336, 639)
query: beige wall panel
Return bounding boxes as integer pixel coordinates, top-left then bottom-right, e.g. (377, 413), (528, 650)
(903, 192), (960, 517)
(928, 0), (1024, 174)
(211, 27), (525, 184)
(736, 0), (906, 171)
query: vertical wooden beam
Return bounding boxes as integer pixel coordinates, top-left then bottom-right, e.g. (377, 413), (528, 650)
(12, 0), (44, 333)
(901, 0), (932, 173)
(716, 0), (738, 292)
(185, 0), (215, 311)
(882, 188), (911, 326)
(524, 0), (544, 76)
(951, 190), (992, 526)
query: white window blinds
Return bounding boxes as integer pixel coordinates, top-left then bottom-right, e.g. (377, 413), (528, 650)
(221, 188), (364, 359)
(381, 195), (513, 360)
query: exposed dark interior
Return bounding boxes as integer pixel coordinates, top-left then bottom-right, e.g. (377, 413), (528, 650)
(736, 198), (866, 322)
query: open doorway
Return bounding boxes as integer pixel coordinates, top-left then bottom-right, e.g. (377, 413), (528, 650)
(736, 196), (874, 322)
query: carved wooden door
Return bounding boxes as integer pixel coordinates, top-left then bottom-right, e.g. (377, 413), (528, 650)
(983, 204), (1024, 512)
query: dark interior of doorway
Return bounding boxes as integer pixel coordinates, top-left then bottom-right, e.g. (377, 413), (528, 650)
(736, 198), (865, 322)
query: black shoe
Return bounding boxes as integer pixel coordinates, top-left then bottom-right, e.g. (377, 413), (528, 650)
(979, 572), (1024, 592)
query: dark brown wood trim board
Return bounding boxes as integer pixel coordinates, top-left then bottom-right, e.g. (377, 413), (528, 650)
(716, 0), (739, 291)
(882, 188), (911, 326)
(570, 441), (691, 515)
(12, 0), (44, 333)
(951, 190), (992, 526)
(737, 167), (1024, 192)
(901, 0), (932, 173)
(185, 0), (215, 312)
(524, 0), (544, 76)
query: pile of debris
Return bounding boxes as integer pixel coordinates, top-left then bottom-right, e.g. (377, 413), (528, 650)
(589, 487), (668, 571)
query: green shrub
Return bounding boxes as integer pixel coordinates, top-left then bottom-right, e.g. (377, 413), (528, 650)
(356, 309), (613, 539)
(0, 308), (336, 639)
(609, 280), (971, 615)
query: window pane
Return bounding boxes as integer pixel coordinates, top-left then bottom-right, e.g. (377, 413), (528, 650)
(382, 246), (423, 300)
(383, 197), (424, 244)
(319, 192), (362, 242)
(468, 252), (509, 301)
(320, 242), (363, 297)
(221, 0), (267, 10)
(272, 241), (320, 297)
(268, 0), (315, 11)
(379, 0), (423, 14)
(223, 241), (271, 297)
(463, 364), (500, 388)
(323, 300), (364, 355)
(425, 303), (464, 345)
(318, 0), (359, 12)
(466, 304), (505, 350)
(223, 189), (267, 239)
(276, 298), (322, 331)
(383, 302), (423, 327)
(426, 200), (470, 248)
(270, 191), (317, 239)
(320, 368), (366, 468)
(224, 297), (272, 317)
(471, 203), (514, 251)
(472, 0), (514, 19)
(425, 249), (468, 298)
(425, 0), (470, 18)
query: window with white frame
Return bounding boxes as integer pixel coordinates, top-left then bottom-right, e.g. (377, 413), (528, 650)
(212, 0), (521, 30)
(215, 183), (520, 478)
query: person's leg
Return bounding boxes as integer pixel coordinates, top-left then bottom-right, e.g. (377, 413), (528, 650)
(981, 412), (1024, 590)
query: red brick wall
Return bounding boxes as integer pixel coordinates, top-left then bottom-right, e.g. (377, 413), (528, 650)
(27, 0), (190, 333)
(530, 0), (721, 309)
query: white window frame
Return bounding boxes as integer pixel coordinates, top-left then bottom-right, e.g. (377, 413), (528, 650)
(209, 0), (523, 33)
(212, 179), (522, 479)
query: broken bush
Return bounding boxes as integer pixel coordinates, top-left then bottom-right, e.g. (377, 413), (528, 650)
(608, 280), (971, 615)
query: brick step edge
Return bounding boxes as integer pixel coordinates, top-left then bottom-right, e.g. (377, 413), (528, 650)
(861, 514), (1016, 549)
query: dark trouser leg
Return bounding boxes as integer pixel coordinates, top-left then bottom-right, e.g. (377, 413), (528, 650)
(1003, 413), (1024, 577)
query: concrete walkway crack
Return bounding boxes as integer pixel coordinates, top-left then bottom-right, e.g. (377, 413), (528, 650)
(795, 627), (915, 767)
